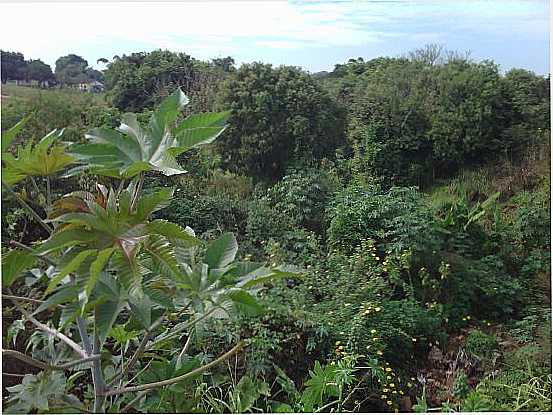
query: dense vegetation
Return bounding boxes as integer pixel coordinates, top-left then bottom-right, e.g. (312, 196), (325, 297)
(1, 46), (550, 413)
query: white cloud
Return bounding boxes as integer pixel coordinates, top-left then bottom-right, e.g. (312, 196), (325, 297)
(0, 0), (547, 72)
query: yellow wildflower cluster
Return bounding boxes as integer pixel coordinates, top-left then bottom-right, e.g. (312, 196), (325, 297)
(358, 302), (382, 316)
(378, 362), (405, 411)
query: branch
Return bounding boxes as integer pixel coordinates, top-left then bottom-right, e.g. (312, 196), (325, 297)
(149, 307), (217, 349)
(2, 182), (52, 234)
(6, 291), (88, 358)
(107, 316), (164, 387)
(177, 332), (193, 362)
(2, 294), (65, 308)
(9, 240), (57, 266)
(121, 391), (148, 413)
(102, 341), (245, 397)
(2, 349), (100, 371)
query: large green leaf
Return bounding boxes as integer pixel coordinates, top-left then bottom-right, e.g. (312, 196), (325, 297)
(128, 294), (153, 329)
(34, 285), (80, 315)
(1, 117), (27, 153)
(45, 249), (97, 295)
(147, 220), (202, 246)
(69, 89), (227, 179)
(228, 289), (264, 316)
(34, 229), (101, 255)
(204, 232), (238, 270)
(84, 247), (116, 300)
(2, 129), (75, 185)
(171, 111), (230, 155)
(2, 249), (37, 287)
(95, 298), (125, 347)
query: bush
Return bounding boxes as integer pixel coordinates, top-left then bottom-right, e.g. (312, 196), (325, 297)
(217, 63), (346, 179)
(465, 329), (498, 359)
(265, 168), (339, 233)
(157, 188), (249, 241)
(326, 183), (440, 256)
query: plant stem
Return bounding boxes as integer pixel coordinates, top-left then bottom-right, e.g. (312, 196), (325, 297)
(9, 240), (57, 266)
(120, 391), (148, 413)
(6, 291), (88, 358)
(107, 316), (164, 386)
(130, 173), (144, 211)
(92, 334), (107, 413)
(149, 307), (218, 349)
(29, 177), (46, 204)
(2, 294), (65, 308)
(2, 349), (100, 371)
(2, 182), (52, 234)
(177, 331), (193, 362)
(101, 341), (245, 397)
(46, 176), (52, 207)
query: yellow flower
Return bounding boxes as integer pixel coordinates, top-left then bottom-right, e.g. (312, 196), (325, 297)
(412, 338), (417, 342)
(387, 375), (392, 380)
(335, 341), (341, 345)
(407, 382), (413, 387)
(392, 390), (397, 394)
(390, 383), (395, 387)
(375, 307), (382, 312)
(399, 391), (404, 395)
(377, 350), (383, 356)
(385, 367), (392, 372)
(383, 388), (389, 392)
(387, 400), (393, 405)
(370, 329), (377, 334)
(381, 394), (387, 399)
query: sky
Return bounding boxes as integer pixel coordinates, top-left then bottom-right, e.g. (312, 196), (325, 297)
(0, 0), (549, 75)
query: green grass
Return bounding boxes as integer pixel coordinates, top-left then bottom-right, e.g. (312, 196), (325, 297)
(1, 84), (106, 106)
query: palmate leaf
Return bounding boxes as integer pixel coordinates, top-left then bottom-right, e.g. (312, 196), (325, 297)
(1, 117), (28, 153)
(204, 232), (238, 270)
(69, 88), (229, 179)
(2, 129), (75, 185)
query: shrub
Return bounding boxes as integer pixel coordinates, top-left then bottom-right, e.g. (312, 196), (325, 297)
(265, 168), (339, 233)
(465, 330), (498, 359)
(326, 183), (440, 256)
(217, 63), (346, 179)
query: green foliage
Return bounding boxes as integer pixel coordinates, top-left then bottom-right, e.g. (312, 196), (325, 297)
(217, 63), (346, 179)
(334, 48), (549, 186)
(1, 47), (551, 414)
(1, 50), (27, 83)
(104, 49), (226, 112)
(2, 128), (75, 185)
(69, 88), (229, 178)
(465, 330), (498, 359)
(327, 183), (439, 256)
(265, 168), (339, 232)
(5, 371), (83, 414)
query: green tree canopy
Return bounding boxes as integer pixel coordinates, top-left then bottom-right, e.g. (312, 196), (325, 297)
(1, 50), (27, 83)
(217, 63), (346, 180)
(26, 59), (55, 84)
(104, 49), (227, 112)
(54, 54), (90, 86)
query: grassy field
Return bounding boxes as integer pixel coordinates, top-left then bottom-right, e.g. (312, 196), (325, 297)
(1, 84), (106, 106)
